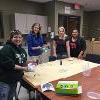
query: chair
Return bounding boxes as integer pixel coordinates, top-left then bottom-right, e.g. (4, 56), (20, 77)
(85, 54), (100, 64)
(16, 80), (41, 100)
(16, 80), (32, 100)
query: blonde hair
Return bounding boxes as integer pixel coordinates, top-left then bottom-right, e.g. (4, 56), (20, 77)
(58, 27), (67, 40)
(58, 26), (65, 33)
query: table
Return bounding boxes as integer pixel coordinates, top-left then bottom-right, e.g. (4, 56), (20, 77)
(23, 58), (100, 100)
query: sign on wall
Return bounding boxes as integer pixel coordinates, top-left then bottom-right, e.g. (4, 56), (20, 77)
(65, 6), (71, 14)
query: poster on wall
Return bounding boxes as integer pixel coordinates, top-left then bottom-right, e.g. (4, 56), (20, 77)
(48, 26), (51, 33)
(65, 6), (71, 14)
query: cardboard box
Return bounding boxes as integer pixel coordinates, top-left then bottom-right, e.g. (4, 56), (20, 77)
(55, 81), (82, 95)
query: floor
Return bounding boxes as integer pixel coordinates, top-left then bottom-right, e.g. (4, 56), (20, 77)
(17, 87), (29, 100)
(15, 82), (29, 100)
(15, 82), (40, 100)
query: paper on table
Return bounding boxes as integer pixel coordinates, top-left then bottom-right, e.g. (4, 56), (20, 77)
(24, 58), (100, 86)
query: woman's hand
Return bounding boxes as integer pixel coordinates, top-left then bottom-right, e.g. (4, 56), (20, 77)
(23, 67), (28, 72)
(32, 46), (42, 50)
(53, 53), (57, 58)
(78, 51), (84, 59)
(15, 65), (28, 71)
(78, 54), (83, 59)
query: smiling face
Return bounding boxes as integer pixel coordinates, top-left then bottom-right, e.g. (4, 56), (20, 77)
(32, 23), (41, 34)
(58, 27), (65, 37)
(11, 34), (23, 46)
(72, 29), (79, 38)
(32, 25), (40, 34)
(10, 30), (23, 46)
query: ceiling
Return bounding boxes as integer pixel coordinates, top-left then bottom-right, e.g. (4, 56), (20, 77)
(27, 0), (100, 11)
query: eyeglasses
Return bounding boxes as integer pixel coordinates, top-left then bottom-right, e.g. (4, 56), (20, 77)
(34, 26), (40, 29)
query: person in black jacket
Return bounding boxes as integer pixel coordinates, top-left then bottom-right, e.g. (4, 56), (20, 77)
(0, 30), (28, 100)
(0, 52), (13, 100)
(68, 29), (86, 59)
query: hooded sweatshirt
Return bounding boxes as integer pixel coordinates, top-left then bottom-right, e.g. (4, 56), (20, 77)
(0, 41), (27, 84)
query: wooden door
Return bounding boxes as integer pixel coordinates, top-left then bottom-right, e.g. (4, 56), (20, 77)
(68, 15), (80, 35)
(58, 14), (80, 35)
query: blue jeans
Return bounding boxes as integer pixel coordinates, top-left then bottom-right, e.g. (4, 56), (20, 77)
(0, 82), (10, 100)
(8, 83), (17, 100)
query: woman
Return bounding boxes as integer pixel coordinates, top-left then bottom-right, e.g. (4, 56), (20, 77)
(69, 29), (86, 59)
(0, 30), (28, 100)
(27, 23), (44, 64)
(53, 26), (70, 59)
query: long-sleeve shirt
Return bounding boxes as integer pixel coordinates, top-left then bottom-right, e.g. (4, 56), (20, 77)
(26, 32), (44, 56)
(0, 41), (27, 84)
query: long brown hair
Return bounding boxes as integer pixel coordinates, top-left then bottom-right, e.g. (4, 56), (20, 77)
(31, 23), (41, 37)
(32, 23), (41, 30)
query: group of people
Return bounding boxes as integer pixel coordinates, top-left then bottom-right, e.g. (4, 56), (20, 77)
(0, 22), (86, 100)
(26, 23), (86, 63)
(53, 26), (86, 60)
